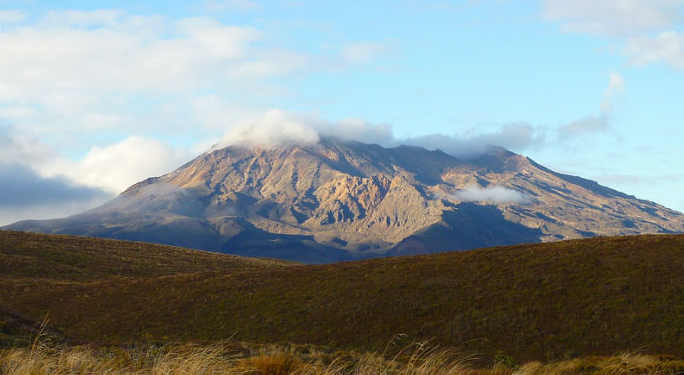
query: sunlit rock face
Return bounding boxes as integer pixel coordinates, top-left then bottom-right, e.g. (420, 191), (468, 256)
(7, 138), (684, 263)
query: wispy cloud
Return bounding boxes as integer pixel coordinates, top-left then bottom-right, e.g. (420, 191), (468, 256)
(0, 10), (24, 24)
(456, 185), (530, 204)
(624, 31), (684, 69)
(213, 108), (548, 158)
(204, 0), (262, 11)
(542, 0), (684, 36)
(400, 122), (544, 157)
(340, 41), (393, 64)
(0, 10), (309, 142)
(542, 0), (684, 70)
(558, 73), (624, 137)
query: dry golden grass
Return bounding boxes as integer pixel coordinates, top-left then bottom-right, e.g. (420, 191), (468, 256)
(3, 339), (683, 375)
(0, 340), (474, 375)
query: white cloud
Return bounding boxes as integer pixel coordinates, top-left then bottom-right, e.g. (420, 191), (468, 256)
(0, 124), (56, 166)
(624, 31), (684, 69)
(41, 9), (128, 28)
(0, 10), (24, 24)
(204, 0), (262, 11)
(400, 122), (544, 157)
(57, 136), (193, 194)
(0, 10), (313, 165)
(542, 0), (684, 36)
(332, 118), (393, 144)
(219, 109), (321, 149)
(542, 0), (684, 69)
(558, 73), (624, 137)
(0, 14), (276, 100)
(213, 108), (544, 158)
(601, 73), (625, 113)
(456, 185), (530, 204)
(0, 11), (306, 140)
(340, 41), (391, 64)
(216, 109), (394, 149)
(559, 115), (610, 135)
(191, 95), (260, 130)
(1, 122), (198, 195)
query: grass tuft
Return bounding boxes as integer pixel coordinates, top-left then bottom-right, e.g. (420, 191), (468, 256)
(3, 340), (684, 375)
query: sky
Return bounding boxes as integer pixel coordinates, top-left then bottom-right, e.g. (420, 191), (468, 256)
(1, 0), (683, 225)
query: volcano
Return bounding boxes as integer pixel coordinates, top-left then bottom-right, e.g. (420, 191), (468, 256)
(6, 138), (683, 263)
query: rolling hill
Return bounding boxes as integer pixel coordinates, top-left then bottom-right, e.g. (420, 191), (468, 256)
(2, 230), (684, 363)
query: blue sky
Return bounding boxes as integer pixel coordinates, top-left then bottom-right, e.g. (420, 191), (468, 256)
(1, 0), (683, 224)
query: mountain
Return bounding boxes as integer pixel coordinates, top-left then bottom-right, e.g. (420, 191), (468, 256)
(5, 138), (684, 262)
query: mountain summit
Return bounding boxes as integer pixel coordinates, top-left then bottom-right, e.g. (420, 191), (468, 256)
(6, 138), (684, 262)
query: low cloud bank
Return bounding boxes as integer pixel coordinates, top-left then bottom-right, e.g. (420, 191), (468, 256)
(215, 109), (393, 149)
(456, 186), (530, 205)
(400, 122), (542, 157)
(0, 163), (111, 208)
(0, 162), (113, 226)
(216, 109), (539, 158)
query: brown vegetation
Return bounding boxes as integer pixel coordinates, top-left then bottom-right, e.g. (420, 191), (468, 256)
(3, 340), (684, 375)
(3, 231), (684, 363)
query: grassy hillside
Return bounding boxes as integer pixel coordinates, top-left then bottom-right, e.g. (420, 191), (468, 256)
(0, 230), (295, 281)
(2, 230), (684, 363)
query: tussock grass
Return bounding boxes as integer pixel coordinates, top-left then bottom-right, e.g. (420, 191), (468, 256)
(0, 340), (474, 375)
(3, 340), (683, 375)
(510, 352), (684, 375)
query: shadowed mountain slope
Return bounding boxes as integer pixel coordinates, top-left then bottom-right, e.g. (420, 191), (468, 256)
(5, 139), (683, 262)
(3, 231), (684, 362)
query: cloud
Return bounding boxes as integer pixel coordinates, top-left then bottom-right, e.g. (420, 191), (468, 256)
(0, 13), (281, 99)
(558, 73), (624, 137)
(340, 42), (392, 64)
(0, 163), (111, 208)
(456, 185), (530, 204)
(204, 0), (262, 11)
(541, 0), (684, 36)
(214, 109), (547, 158)
(58, 136), (194, 194)
(0, 10), (24, 24)
(601, 73), (625, 113)
(0, 123), (56, 166)
(0, 10), (309, 145)
(2, 120), (196, 200)
(542, 0), (684, 69)
(400, 122), (544, 157)
(624, 31), (684, 69)
(0, 163), (113, 225)
(333, 118), (394, 144)
(216, 109), (393, 149)
(559, 115), (610, 135)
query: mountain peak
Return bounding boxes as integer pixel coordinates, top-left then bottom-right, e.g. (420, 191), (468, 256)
(6, 139), (683, 263)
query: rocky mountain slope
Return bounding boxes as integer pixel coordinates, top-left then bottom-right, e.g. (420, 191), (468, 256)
(6, 138), (684, 262)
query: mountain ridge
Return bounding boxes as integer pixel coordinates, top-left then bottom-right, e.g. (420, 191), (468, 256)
(5, 138), (683, 262)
